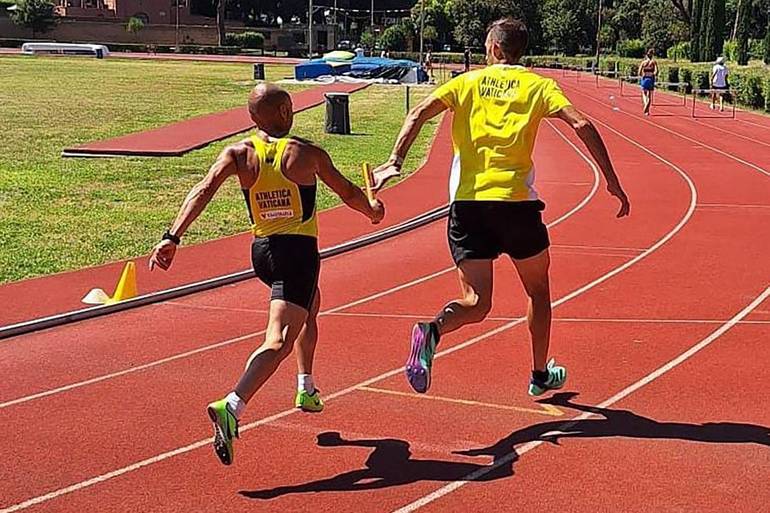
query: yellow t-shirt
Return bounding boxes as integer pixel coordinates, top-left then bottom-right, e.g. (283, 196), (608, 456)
(432, 64), (572, 202)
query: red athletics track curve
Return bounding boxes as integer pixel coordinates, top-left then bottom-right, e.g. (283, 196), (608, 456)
(550, 70), (770, 179)
(0, 120), (606, 511)
(0, 112), (452, 328)
(2, 94), (769, 512)
(381, 76), (770, 512)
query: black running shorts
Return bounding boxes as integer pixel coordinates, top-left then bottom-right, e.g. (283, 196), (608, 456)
(251, 234), (320, 311)
(448, 200), (550, 264)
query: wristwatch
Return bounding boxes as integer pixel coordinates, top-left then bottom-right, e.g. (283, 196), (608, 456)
(162, 230), (181, 245)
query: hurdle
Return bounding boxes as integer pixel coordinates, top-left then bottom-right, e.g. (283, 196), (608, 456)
(595, 70), (620, 88)
(561, 66), (580, 79)
(619, 76), (642, 96)
(651, 82), (689, 107)
(575, 67), (595, 83)
(691, 88), (737, 119)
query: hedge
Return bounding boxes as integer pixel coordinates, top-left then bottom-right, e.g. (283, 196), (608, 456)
(225, 31), (265, 49)
(528, 54), (770, 112)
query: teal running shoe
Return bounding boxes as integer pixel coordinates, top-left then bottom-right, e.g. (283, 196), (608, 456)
(406, 322), (439, 393)
(528, 358), (567, 396)
(206, 398), (239, 465)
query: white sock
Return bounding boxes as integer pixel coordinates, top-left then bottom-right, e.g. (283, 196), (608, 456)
(225, 391), (246, 419)
(297, 374), (315, 394)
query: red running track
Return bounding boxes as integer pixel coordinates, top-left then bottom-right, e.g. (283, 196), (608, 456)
(1, 75), (769, 513)
(61, 82), (369, 157)
(0, 111), (451, 328)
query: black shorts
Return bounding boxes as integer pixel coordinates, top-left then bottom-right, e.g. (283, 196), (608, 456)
(251, 235), (320, 311)
(448, 200), (550, 264)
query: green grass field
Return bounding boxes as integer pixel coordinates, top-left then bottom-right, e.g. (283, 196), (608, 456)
(0, 56), (438, 283)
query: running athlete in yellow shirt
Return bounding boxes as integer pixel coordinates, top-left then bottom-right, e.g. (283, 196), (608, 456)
(149, 84), (384, 465)
(373, 18), (629, 397)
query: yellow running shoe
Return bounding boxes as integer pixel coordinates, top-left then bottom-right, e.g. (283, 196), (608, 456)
(295, 389), (324, 412)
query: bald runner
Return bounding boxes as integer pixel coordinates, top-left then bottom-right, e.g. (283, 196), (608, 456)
(149, 83), (384, 466)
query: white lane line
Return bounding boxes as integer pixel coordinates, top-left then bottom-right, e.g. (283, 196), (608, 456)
(390, 285), (770, 513)
(0, 121), (598, 413)
(0, 121), (606, 513)
(0, 268), (452, 411)
(559, 77), (770, 178)
(551, 243), (646, 252)
(276, 311), (770, 325)
(697, 203), (770, 210)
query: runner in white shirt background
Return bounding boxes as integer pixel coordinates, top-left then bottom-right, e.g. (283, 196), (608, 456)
(710, 56), (729, 111)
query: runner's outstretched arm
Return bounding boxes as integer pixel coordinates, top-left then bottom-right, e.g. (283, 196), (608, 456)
(554, 106), (630, 217)
(371, 96), (448, 192)
(313, 147), (384, 224)
(149, 144), (244, 270)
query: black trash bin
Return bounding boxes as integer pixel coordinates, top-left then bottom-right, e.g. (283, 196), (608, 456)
(95, 48), (104, 59)
(325, 93), (350, 135)
(253, 63), (265, 80)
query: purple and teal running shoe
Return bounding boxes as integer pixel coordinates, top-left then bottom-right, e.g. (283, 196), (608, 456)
(406, 322), (438, 393)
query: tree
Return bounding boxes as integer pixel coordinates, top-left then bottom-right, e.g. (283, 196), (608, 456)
(423, 25), (439, 43)
(670, 0), (692, 23)
(542, 0), (581, 54)
(643, 0), (689, 55)
(734, 0), (752, 63)
(360, 30), (377, 50)
(380, 23), (410, 51)
(9, 0), (57, 38)
(126, 16), (145, 40)
(446, 0), (517, 48)
(411, 0), (453, 48)
(690, 0), (704, 60)
(702, 0), (725, 61)
(765, 18), (770, 64)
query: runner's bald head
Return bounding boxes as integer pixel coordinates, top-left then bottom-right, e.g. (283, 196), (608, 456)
(486, 18), (528, 64)
(248, 83), (294, 137)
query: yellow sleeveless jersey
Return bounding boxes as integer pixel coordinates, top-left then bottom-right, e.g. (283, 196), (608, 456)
(432, 64), (572, 202)
(245, 135), (318, 238)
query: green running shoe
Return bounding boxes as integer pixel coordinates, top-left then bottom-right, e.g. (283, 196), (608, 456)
(206, 399), (239, 465)
(528, 358), (567, 396)
(295, 389), (324, 412)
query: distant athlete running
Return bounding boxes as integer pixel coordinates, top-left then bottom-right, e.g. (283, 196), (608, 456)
(372, 18), (629, 397)
(638, 49), (658, 116)
(149, 83), (384, 465)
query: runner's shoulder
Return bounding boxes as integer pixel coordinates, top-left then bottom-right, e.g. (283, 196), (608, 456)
(286, 136), (326, 158)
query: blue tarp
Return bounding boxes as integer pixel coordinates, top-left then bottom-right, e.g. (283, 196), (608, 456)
(294, 56), (427, 82)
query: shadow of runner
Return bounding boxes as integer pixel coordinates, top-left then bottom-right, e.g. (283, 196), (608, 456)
(455, 392), (770, 463)
(241, 393), (769, 500)
(240, 432), (514, 499)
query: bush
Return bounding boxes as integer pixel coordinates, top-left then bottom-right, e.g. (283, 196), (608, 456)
(225, 31), (264, 49)
(723, 40), (737, 62)
(764, 78), (770, 113)
(735, 74), (764, 109)
(748, 39), (764, 61)
(694, 69), (710, 90)
(667, 41), (690, 61)
(680, 67), (693, 91)
(617, 39), (646, 58)
(665, 66), (679, 88)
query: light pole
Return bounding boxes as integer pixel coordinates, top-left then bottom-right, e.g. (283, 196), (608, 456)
(594, 0), (602, 71)
(418, 0), (425, 65)
(174, 0), (179, 51)
(370, 0), (374, 29)
(333, 0), (337, 49)
(308, 0), (313, 58)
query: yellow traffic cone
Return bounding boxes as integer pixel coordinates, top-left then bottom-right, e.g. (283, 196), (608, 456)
(105, 261), (137, 304)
